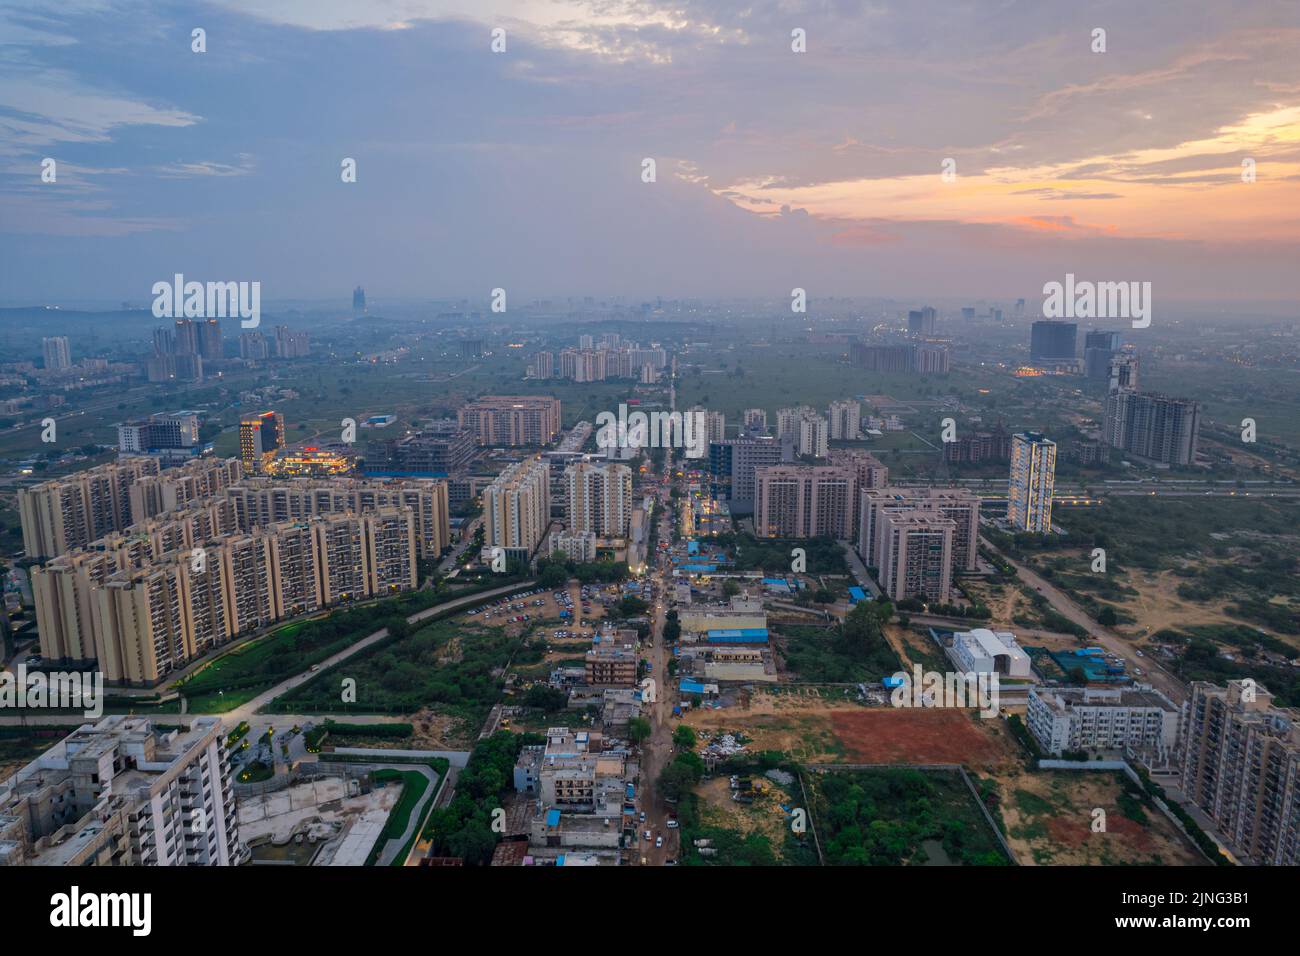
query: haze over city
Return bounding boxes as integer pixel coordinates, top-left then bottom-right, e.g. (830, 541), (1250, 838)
(2, 0), (1299, 304)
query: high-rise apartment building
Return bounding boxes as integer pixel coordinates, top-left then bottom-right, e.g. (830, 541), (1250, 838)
(907, 307), (937, 336)
(565, 461), (633, 539)
(459, 396), (561, 447)
(1181, 680), (1300, 865)
(753, 465), (856, 539)
(483, 456), (551, 557)
(0, 716), (241, 866)
(1103, 390), (1200, 466)
(828, 400), (861, 441)
(858, 487), (978, 578)
(777, 406), (829, 458)
(742, 408), (768, 433)
(875, 511), (955, 604)
(18, 457), (162, 559)
(1007, 432), (1056, 532)
(42, 336), (72, 370)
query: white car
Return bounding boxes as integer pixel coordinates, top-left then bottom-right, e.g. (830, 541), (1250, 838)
(655, 836), (663, 848)
(644, 830), (651, 841)
(666, 820), (679, 829)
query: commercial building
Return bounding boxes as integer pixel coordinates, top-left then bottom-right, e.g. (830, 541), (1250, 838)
(458, 395), (561, 447)
(375, 427), (476, 477)
(1181, 680), (1300, 865)
(1027, 685), (1180, 759)
(117, 411), (203, 462)
(907, 307), (937, 336)
(707, 435), (790, 514)
(0, 716), (241, 867)
(949, 628), (1032, 678)
(1029, 320), (1077, 364)
(1007, 432), (1056, 532)
(754, 464), (856, 539)
(1083, 330), (1121, 380)
(239, 411), (285, 474)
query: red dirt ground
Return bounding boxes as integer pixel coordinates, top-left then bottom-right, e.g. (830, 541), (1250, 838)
(1047, 813), (1154, 851)
(830, 709), (1006, 766)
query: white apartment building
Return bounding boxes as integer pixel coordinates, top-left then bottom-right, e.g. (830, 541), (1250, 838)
(0, 716), (241, 866)
(1027, 685), (1179, 758)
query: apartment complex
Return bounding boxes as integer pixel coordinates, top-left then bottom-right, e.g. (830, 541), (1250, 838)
(18, 457), (163, 559)
(742, 408), (767, 433)
(1007, 432), (1056, 533)
(34, 508), (418, 683)
(458, 395), (561, 447)
(239, 410), (285, 474)
(0, 716), (241, 866)
(850, 342), (950, 375)
(1027, 685), (1179, 759)
(483, 456), (551, 557)
(1181, 680), (1300, 865)
(858, 487), (979, 579)
(753, 464), (855, 539)
(776, 406), (829, 458)
(564, 461), (633, 539)
(1103, 390), (1200, 466)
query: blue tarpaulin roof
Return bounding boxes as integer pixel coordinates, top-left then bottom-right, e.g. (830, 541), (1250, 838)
(705, 628), (769, 643)
(546, 809), (561, 826)
(680, 679), (709, 694)
(848, 587), (866, 603)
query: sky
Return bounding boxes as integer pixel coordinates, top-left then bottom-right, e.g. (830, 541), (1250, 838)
(1, 0), (1298, 307)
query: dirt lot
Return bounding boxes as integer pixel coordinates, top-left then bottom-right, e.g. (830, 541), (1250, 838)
(682, 690), (1022, 769)
(695, 775), (794, 860)
(830, 709), (1015, 769)
(682, 689), (851, 763)
(992, 768), (1205, 866)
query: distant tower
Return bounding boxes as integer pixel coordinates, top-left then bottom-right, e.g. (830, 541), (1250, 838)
(353, 286), (367, 315)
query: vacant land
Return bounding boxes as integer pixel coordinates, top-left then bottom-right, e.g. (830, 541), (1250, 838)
(992, 769), (1204, 866)
(829, 710), (1012, 768)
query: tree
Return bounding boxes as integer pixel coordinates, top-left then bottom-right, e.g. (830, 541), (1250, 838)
(672, 725), (697, 749)
(628, 717), (652, 743)
(1097, 606), (1118, 626)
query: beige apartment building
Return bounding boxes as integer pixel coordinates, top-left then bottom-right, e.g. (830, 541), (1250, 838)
(18, 457), (161, 559)
(483, 455), (551, 557)
(753, 464), (855, 539)
(1181, 680), (1300, 865)
(565, 460), (633, 539)
(875, 511), (955, 604)
(458, 395), (561, 447)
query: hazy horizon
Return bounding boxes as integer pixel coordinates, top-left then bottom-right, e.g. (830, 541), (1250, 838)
(2, 0), (1299, 308)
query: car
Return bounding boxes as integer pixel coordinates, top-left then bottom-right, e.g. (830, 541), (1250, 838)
(655, 836), (663, 848)
(644, 830), (651, 841)
(1135, 650), (1144, 657)
(639, 811), (646, 822)
(666, 819), (679, 829)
